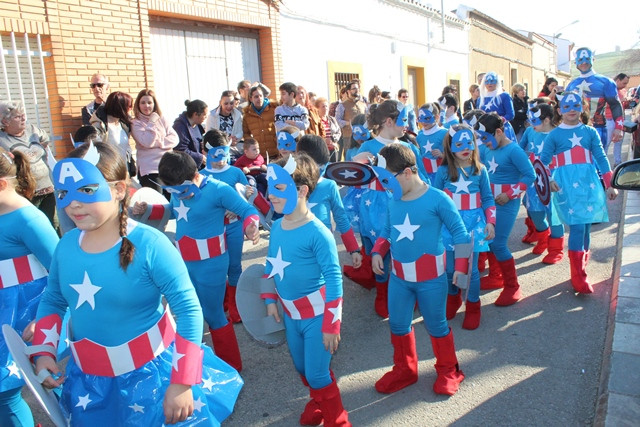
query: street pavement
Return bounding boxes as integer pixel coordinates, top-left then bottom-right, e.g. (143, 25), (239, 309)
(28, 134), (635, 426)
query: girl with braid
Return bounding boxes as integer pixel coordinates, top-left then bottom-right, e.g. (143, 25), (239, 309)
(32, 142), (243, 425)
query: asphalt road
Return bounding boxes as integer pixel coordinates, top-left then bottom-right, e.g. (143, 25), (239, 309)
(28, 139), (627, 426)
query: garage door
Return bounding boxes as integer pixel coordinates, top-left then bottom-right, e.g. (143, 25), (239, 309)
(149, 23), (260, 123)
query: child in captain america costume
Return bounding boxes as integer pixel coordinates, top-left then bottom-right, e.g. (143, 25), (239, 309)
(133, 150), (260, 373)
(200, 129), (252, 324)
(474, 112), (535, 306)
(539, 90), (618, 294)
(433, 125), (496, 330)
(518, 103), (566, 264)
(416, 103), (447, 184)
(32, 142), (243, 426)
(0, 148), (59, 427)
(370, 143), (470, 396)
(262, 153), (351, 426)
(478, 72), (517, 141)
(566, 47), (624, 149)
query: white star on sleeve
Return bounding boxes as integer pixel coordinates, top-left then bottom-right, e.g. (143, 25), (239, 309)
(76, 394), (92, 410)
(173, 200), (190, 222)
(487, 157), (499, 174)
(266, 247), (291, 280)
(171, 350), (185, 372)
(129, 403), (145, 413)
(569, 133), (583, 148)
(451, 177), (472, 193)
(510, 185), (523, 196)
(393, 213), (420, 241)
(70, 272), (102, 310)
(41, 325), (60, 346)
(328, 301), (343, 324)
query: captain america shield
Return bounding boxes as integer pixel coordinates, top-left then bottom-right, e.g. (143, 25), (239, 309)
(533, 159), (550, 206)
(324, 162), (375, 186)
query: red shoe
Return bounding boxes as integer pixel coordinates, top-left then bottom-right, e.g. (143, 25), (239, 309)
(477, 251), (488, 273)
(209, 323), (243, 372)
(568, 250), (593, 294)
(310, 379), (351, 427)
(225, 284), (242, 323)
(480, 252), (503, 290)
(494, 257), (522, 306)
(446, 292), (462, 320)
(430, 329), (465, 395)
(374, 281), (389, 318)
(375, 329), (418, 394)
(542, 237), (564, 264)
(522, 217), (537, 244)
(462, 300), (481, 330)
(532, 228), (550, 255)
(343, 247), (376, 290)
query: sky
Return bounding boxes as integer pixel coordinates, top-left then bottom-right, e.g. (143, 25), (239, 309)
(439, 1), (640, 54)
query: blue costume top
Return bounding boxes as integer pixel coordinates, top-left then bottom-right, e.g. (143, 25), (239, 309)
(539, 123), (611, 224)
(479, 91), (517, 140)
(201, 164), (249, 187)
(309, 177), (351, 234)
(479, 141), (535, 194)
(442, 115), (460, 129)
(566, 70), (623, 129)
(416, 126), (447, 183)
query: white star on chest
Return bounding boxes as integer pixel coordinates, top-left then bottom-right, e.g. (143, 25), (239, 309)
(76, 394), (91, 410)
(422, 140), (434, 153)
(173, 200), (190, 222)
(267, 247), (291, 280)
(568, 208), (574, 215)
(576, 79), (592, 93)
(487, 157), (499, 174)
(451, 177), (472, 194)
(328, 300), (343, 324)
(193, 396), (206, 412)
(569, 133), (583, 148)
(393, 213), (420, 241)
(171, 350), (185, 371)
(129, 403), (144, 413)
(41, 325), (60, 346)
(339, 169), (357, 179)
(202, 376), (215, 391)
(70, 272), (102, 310)
(536, 141), (545, 154)
(7, 362), (20, 378)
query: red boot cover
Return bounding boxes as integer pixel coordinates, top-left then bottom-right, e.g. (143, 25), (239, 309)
(311, 380), (351, 427)
(568, 250), (593, 294)
(375, 330), (418, 394)
(226, 284), (242, 323)
(446, 292), (463, 320)
(209, 323), (243, 372)
(542, 237), (564, 264)
(522, 217), (537, 244)
(531, 228), (550, 255)
(343, 248), (376, 290)
(494, 257), (522, 306)
(374, 281), (389, 318)
(480, 252), (504, 290)
(430, 330), (465, 396)
(462, 300), (482, 330)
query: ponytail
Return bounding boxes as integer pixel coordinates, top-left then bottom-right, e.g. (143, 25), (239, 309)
(12, 151), (36, 199)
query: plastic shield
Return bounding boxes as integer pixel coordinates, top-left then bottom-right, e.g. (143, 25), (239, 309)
(533, 159), (551, 206)
(324, 162), (376, 187)
(129, 187), (171, 231)
(453, 231), (475, 302)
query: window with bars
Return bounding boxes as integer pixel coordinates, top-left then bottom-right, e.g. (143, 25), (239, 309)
(333, 72), (360, 100)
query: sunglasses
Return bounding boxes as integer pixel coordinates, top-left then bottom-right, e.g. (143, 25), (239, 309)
(90, 83), (105, 89)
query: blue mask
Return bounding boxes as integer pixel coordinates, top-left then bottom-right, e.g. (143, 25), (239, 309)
(266, 155), (298, 214)
(53, 148), (113, 209)
(277, 130), (298, 152)
(474, 122), (499, 149)
(205, 144), (230, 168)
(418, 107), (436, 124)
(450, 128), (475, 152)
(558, 92), (583, 114)
(527, 109), (543, 127)
(162, 180), (202, 201)
(396, 104), (409, 127)
(575, 48), (593, 68)
(352, 125), (370, 141)
(484, 72), (498, 85)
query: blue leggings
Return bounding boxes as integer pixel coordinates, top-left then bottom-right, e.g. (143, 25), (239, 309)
(568, 224), (591, 251)
(447, 250), (480, 303)
(363, 236), (391, 283)
(529, 210), (565, 238)
(0, 388), (33, 427)
(490, 198), (520, 261)
(284, 315), (332, 389)
(388, 274), (449, 338)
(187, 255), (229, 329)
(226, 222), (243, 287)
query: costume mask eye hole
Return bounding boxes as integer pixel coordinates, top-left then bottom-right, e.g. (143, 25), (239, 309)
(78, 184), (100, 195)
(55, 189), (68, 200)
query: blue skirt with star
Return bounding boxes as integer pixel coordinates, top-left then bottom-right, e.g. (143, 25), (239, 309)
(441, 208), (491, 253)
(60, 343), (243, 426)
(552, 163), (608, 225)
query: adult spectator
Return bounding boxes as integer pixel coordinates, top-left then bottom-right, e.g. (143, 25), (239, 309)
(0, 100), (56, 226)
(336, 80), (367, 160)
(538, 77), (559, 103)
(369, 85), (382, 105)
(296, 85), (325, 137)
(329, 86), (347, 118)
(274, 82), (309, 132)
(566, 47), (624, 149)
(130, 89), (178, 194)
(463, 84), (480, 113)
(173, 99), (208, 168)
(476, 73), (486, 85)
(206, 90), (244, 163)
(381, 91), (391, 100)
(315, 97), (341, 162)
(82, 73), (109, 125)
(510, 83), (529, 142)
(237, 80), (251, 111)
(242, 84), (278, 158)
(605, 73), (630, 167)
(397, 88), (418, 133)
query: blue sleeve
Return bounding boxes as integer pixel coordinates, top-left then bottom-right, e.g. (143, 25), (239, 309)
(313, 227), (343, 302)
(23, 211), (59, 269)
(433, 166), (447, 190)
(499, 93), (515, 121)
(328, 181), (351, 234)
(408, 143), (429, 183)
(586, 126), (611, 174)
(408, 107), (418, 133)
(539, 130), (557, 166)
(519, 127), (532, 150)
(235, 168), (249, 185)
(603, 78), (624, 122)
(512, 145), (536, 186)
(219, 182), (259, 222)
(36, 245), (68, 322)
(479, 167), (495, 209)
(438, 195), (470, 244)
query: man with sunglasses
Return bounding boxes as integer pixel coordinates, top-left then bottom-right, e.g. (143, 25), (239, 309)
(81, 73), (110, 125)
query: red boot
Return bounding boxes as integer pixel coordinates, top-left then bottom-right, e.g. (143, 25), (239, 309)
(542, 237), (564, 264)
(300, 376), (323, 426)
(374, 281), (389, 318)
(430, 329), (465, 395)
(494, 257), (522, 306)
(531, 228), (550, 255)
(375, 329), (418, 394)
(522, 217), (537, 244)
(568, 250), (593, 294)
(480, 252), (503, 290)
(343, 247), (376, 290)
(209, 323), (243, 372)
(225, 283), (242, 323)
(462, 300), (481, 330)
(311, 380), (351, 427)
(446, 292), (462, 320)
(477, 251), (488, 273)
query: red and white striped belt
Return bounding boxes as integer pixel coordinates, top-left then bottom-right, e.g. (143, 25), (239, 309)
(0, 254), (47, 289)
(392, 252), (446, 282)
(422, 157), (441, 174)
(444, 190), (482, 210)
(554, 146), (592, 167)
(278, 286), (326, 320)
(69, 310), (176, 377)
(491, 183), (520, 198)
(176, 232), (226, 261)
